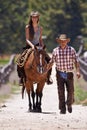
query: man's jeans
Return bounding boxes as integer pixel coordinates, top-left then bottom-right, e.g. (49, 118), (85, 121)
(56, 70), (74, 110)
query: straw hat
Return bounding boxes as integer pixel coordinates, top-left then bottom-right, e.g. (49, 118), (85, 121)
(30, 11), (40, 17)
(56, 34), (70, 43)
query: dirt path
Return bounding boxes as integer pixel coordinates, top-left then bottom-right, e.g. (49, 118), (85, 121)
(0, 66), (87, 130)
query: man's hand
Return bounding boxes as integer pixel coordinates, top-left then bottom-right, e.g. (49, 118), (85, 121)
(76, 72), (81, 79)
(46, 62), (53, 71)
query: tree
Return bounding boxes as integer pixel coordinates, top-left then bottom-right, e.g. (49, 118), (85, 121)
(0, 0), (87, 53)
(0, 0), (28, 53)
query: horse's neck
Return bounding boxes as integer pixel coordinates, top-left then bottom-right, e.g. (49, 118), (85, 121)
(25, 51), (34, 69)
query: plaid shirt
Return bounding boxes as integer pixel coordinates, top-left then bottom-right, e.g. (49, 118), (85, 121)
(51, 45), (78, 71)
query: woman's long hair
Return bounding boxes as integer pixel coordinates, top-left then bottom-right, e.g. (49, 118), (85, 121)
(28, 17), (34, 41)
(28, 16), (39, 41)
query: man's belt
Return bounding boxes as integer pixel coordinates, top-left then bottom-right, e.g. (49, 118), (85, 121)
(56, 69), (73, 73)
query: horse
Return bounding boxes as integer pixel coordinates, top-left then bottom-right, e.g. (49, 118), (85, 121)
(22, 46), (50, 112)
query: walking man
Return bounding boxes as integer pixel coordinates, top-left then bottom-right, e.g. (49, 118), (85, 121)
(50, 34), (81, 114)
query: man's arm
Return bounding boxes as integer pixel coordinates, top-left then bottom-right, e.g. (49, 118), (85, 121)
(46, 61), (54, 71)
(75, 61), (81, 79)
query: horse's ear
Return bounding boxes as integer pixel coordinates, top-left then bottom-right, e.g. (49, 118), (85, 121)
(43, 44), (46, 50)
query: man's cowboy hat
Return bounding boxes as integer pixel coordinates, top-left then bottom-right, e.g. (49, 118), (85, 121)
(56, 34), (70, 43)
(30, 11), (40, 17)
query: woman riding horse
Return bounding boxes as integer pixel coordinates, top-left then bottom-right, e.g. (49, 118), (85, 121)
(17, 11), (52, 85)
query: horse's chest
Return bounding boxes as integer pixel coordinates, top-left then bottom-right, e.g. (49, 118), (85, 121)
(27, 70), (46, 82)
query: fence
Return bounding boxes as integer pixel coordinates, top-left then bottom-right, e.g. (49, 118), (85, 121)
(0, 54), (15, 86)
(0, 47), (87, 86)
(77, 45), (87, 81)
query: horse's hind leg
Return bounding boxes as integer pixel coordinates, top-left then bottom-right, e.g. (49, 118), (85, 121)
(28, 93), (32, 111)
(22, 85), (25, 99)
(25, 81), (32, 112)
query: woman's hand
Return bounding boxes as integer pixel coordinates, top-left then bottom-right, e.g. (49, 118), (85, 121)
(32, 45), (34, 50)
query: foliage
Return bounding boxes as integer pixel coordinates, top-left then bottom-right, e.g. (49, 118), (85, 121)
(0, 59), (9, 65)
(0, 0), (87, 53)
(0, 0), (28, 53)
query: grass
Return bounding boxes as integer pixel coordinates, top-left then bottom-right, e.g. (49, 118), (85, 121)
(0, 57), (9, 67)
(75, 85), (87, 105)
(11, 84), (20, 94)
(0, 59), (9, 65)
(0, 94), (10, 103)
(0, 55), (20, 104)
(74, 77), (87, 105)
(0, 83), (20, 104)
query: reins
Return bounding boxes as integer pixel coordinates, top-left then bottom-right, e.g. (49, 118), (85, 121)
(31, 47), (46, 74)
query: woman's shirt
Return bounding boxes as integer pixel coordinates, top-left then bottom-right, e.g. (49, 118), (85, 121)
(31, 26), (41, 45)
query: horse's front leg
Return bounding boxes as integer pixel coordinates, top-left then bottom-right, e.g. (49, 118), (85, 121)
(36, 90), (42, 112)
(36, 92), (41, 109)
(36, 81), (45, 112)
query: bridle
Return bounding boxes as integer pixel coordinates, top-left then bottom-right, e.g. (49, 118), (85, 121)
(32, 46), (47, 74)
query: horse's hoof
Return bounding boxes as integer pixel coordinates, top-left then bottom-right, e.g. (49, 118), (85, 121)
(36, 108), (42, 113)
(28, 108), (32, 112)
(33, 106), (36, 110)
(28, 108), (37, 113)
(38, 109), (42, 113)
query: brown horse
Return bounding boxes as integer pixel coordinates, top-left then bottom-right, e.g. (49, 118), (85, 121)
(22, 46), (50, 112)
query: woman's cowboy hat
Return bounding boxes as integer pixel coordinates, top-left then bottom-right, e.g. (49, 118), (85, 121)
(56, 34), (70, 43)
(30, 11), (40, 17)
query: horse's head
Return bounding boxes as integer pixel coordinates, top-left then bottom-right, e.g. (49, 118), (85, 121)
(33, 45), (47, 74)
